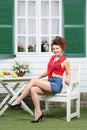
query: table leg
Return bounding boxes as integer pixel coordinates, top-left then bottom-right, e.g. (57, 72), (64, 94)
(0, 83), (20, 109)
(21, 101), (34, 115)
(0, 82), (34, 116)
(0, 94), (10, 109)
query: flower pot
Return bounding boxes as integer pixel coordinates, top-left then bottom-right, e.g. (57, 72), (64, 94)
(16, 71), (25, 77)
(18, 48), (24, 52)
(28, 48), (33, 52)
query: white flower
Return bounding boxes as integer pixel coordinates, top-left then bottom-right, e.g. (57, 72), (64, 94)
(13, 61), (30, 74)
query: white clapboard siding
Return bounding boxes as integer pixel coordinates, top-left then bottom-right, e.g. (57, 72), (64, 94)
(0, 55), (87, 93)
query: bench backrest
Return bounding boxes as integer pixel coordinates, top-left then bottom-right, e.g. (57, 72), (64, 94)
(61, 63), (80, 93)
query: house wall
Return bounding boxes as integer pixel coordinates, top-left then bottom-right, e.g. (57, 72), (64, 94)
(0, 55), (87, 106)
(0, 55), (87, 92)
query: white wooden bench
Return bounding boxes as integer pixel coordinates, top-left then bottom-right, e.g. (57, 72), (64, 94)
(39, 63), (80, 122)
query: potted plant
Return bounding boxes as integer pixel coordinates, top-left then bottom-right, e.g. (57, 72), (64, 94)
(18, 44), (24, 52)
(12, 61), (30, 76)
(28, 44), (33, 52)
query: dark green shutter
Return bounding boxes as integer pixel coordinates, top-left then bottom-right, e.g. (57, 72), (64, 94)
(0, 0), (15, 59)
(63, 0), (86, 57)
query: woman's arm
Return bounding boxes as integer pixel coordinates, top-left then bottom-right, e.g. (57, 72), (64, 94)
(64, 59), (71, 85)
(36, 71), (48, 79)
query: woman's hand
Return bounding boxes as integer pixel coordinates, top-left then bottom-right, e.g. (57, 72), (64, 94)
(64, 77), (71, 85)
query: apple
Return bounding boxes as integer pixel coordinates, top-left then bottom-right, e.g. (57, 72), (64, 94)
(0, 72), (4, 76)
(12, 73), (18, 78)
(5, 72), (11, 75)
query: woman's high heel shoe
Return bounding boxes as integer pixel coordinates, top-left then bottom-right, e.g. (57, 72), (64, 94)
(7, 102), (21, 109)
(31, 114), (43, 123)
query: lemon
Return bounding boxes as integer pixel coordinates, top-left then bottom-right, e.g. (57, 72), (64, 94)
(0, 72), (4, 76)
(12, 73), (18, 78)
(3, 69), (8, 74)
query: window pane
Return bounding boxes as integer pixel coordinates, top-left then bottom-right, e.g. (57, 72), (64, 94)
(41, 1), (49, 17)
(51, 1), (59, 17)
(18, 1), (26, 16)
(28, 1), (36, 17)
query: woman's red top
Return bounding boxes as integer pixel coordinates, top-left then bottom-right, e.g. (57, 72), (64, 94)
(47, 55), (66, 80)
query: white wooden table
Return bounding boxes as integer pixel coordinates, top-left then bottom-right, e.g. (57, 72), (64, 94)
(0, 76), (34, 116)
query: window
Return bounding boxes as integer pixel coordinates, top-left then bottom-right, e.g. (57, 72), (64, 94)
(15, 0), (62, 54)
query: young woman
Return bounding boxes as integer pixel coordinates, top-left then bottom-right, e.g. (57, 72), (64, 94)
(8, 36), (71, 123)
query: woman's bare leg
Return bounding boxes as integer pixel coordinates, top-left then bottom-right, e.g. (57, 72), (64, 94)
(30, 87), (45, 120)
(12, 78), (51, 105)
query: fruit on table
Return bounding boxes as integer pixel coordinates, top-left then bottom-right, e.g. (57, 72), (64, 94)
(5, 72), (11, 75)
(2, 69), (8, 74)
(0, 72), (4, 76)
(12, 73), (18, 78)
